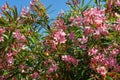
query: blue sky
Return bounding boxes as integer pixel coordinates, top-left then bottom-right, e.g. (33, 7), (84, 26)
(0, 0), (69, 18)
(41, 0), (68, 18)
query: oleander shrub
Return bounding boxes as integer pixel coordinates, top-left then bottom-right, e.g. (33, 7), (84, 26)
(0, 0), (120, 80)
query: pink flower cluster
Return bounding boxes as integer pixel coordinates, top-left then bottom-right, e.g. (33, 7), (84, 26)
(30, 0), (38, 7)
(82, 7), (108, 40)
(68, 32), (75, 40)
(96, 66), (107, 76)
(1, 3), (8, 11)
(43, 59), (58, 74)
(30, 72), (39, 79)
(53, 29), (66, 44)
(45, 29), (66, 49)
(78, 35), (88, 44)
(115, 0), (120, 6)
(89, 46), (120, 76)
(44, 5), (120, 78)
(61, 55), (78, 65)
(0, 28), (5, 42)
(21, 7), (30, 17)
(47, 64), (58, 74)
(6, 51), (15, 69)
(88, 47), (98, 56)
(113, 19), (120, 32)
(69, 16), (83, 26)
(55, 19), (67, 30)
(19, 64), (27, 73)
(12, 30), (26, 41)
(83, 26), (94, 36)
(1, 0), (120, 79)
(83, 7), (105, 26)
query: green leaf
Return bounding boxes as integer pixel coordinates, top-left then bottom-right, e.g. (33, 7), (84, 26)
(2, 34), (9, 39)
(3, 70), (8, 75)
(87, 77), (94, 80)
(29, 36), (35, 44)
(3, 11), (13, 21)
(107, 76), (113, 80)
(82, 0), (84, 7)
(94, 0), (98, 4)
(0, 18), (7, 26)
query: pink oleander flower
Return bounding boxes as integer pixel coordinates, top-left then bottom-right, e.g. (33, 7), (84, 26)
(43, 59), (53, 66)
(11, 43), (23, 53)
(51, 40), (57, 49)
(94, 18), (103, 26)
(58, 10), (65, 17)
(69, 17), (74, 22)
(0, 76), (5, 80)
(0, 62), (6, 70)
(93, 30), (100, 39)
(115, 0), (120, 6)
(55, 19), (67, 30)
(117, 19), (120, 23)
(83, 7), (105, 26)
(30, 0), (38, 7)
(74, 16), (83, 26)
(78, 36), (88, 44)
(74, 39), (79, 46)
(97, 24), (108, 36)
(105, 57), (117, 68)
(0, 28), (5, 34)
(69, 16), (83, 26)
(21, 7), (30, 17)
(47, 64), (58, 74)
(19, 64), (27, 73)
(53, 29), (66, 44)
(30, 72), (39, 79)
(0, 36), (4, 42)
(79, 44), (87, 50)
(88, 47), (98, 56)
(115, 25), (120, 32)
(13, 30), (26, 41)
(6, 52), (14, 69)
(115, 19), (120, 32)
(96, 66), (107, 76)
(0, 28), (5, 42)
(115, 64), (120, 72)
(84, 27), (93, 36)
(91, 53), (105, 64)
(62, 55), (78, 65)
(110, 48), (119, 56)
(56, 19), (64, 26)
(68, 32), (75, 40)
(1, 3), (8, 11)
(107, 0), (113, 12)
